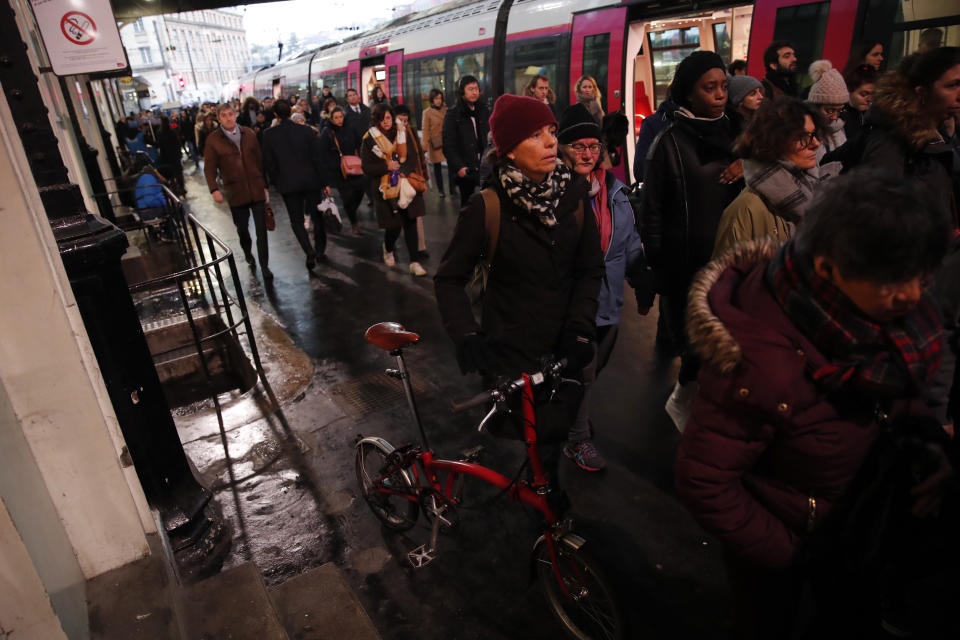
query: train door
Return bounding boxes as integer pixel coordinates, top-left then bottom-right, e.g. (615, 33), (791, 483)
(347, 59), (361, 94)
(571, 6), (628, 182)
(385, 51), (403, 104)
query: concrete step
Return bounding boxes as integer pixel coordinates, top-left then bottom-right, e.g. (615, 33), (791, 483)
(87, 533), (181, 640)
(268, 564), (381, 640)
(178, 562), (287, 640)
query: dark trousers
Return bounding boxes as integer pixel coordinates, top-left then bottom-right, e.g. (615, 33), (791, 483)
(660, 286), (700, 385)
(281, 190), (325, 258)
(337, 181), (364, 225)
(456, 173), (479, 206)
(383, 210), (419, 263)
(230, 201), (268, 268)
(432, 162), (455, 195)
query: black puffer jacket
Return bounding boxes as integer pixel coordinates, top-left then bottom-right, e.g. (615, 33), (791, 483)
(435, 175), (603, 376)
(442, 100), (490, 175)
(641, 113), (741, 293)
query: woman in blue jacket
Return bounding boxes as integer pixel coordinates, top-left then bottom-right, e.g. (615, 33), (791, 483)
(558, 103), (645, 471)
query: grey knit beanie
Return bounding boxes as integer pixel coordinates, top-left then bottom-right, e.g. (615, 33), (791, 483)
(728, 75), (762, 107)
(807, 60), (848, 104)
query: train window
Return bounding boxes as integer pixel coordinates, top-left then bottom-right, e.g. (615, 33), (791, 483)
(453, 52), (486, 88)
(350, 72), (358, 91)
(713, 23), (733, 66)
(418, 57), (446, 119)
(388, 65), (400, 100)
(512, 40), (558, 97)
(648, 28), (700, 107)
(889, 24), (960, 68)
(772, 1), (830, 84)
(582, 34), (610, 112)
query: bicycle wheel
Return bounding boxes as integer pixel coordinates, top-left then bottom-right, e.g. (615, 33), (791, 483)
(534, 537), (624, 640)
(355, 438), (419, 531)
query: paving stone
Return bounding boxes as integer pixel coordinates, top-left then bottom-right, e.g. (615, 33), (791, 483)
(179, 562), (286, 640)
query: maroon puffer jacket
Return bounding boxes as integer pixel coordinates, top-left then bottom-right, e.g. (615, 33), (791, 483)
(675, 240), (932, 569)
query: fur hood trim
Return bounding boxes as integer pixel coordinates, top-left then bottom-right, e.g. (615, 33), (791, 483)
(871, 72), (942, 151)
(686, 238), (782, 374)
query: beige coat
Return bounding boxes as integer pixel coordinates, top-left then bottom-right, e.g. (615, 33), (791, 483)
(421, 105), (446, 163)
(712, 187), (793, 259)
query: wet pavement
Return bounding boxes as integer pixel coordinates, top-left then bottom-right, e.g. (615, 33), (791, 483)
(171, 164), (734, 639)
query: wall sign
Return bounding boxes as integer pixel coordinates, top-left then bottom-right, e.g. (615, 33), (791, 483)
(30, 0), (128, 75)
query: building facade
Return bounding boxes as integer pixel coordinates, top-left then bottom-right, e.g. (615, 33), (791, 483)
(119, 9), (249, 108)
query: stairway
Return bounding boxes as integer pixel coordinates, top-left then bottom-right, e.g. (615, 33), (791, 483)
(87, 534), (380, 640)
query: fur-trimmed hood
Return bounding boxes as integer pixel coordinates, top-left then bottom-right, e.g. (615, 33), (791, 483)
(869, 71), (943, 151)
(686, 238), (782, 374)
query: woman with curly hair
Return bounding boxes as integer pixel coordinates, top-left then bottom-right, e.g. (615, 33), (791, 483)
(849, 47), (960, 224)
(714, 97), (838, 257)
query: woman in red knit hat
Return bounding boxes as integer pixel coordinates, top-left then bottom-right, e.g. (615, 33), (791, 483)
(435, 95), (603, 463)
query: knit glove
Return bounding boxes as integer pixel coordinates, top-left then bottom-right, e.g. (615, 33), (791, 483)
(560, 330), (595, 375)
(456, 333), (494, 375)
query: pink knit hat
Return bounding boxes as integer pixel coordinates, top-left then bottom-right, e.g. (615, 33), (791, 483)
(489, 94), (557, 154)
(807, 60), (849, 104)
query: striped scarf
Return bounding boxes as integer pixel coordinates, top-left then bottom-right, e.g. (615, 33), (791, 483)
(766, 242), (943, 394)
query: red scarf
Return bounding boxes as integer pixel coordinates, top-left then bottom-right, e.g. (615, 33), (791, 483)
(590, 168), (612, 254)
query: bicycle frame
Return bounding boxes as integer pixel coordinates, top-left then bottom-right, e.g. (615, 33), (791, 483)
(365, 349), (570, 594)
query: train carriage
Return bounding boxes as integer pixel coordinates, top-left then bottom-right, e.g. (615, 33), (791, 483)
(230, 0), (960, 184)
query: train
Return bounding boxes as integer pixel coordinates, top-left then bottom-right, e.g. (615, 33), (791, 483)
(227, 0), (959, 182)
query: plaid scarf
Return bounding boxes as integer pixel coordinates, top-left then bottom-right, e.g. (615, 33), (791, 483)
(766, 242), (943, 395)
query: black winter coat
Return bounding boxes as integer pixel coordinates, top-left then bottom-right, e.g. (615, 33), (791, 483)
(442, 100), (490, 175)
(317, 122), (362, 189)
(344, 103), (371, 146)
(642, 114), (741, 294)
(434, 176), (603, 375)
(261, 120), (326, 195)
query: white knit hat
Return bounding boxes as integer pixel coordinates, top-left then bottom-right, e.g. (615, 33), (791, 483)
(807, 60), (848, 105)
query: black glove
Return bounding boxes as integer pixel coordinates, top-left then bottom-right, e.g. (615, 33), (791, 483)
(456, 333), (494, 375)
(560, 331), (595, 374)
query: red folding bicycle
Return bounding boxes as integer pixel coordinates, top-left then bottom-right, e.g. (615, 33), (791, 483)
(355, 322), (624, 640)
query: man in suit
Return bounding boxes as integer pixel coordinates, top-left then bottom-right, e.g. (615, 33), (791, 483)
(261, 99), (329, 270)
(343, 88), (371, 143)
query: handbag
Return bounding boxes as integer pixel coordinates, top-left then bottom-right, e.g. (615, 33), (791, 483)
(406, 171), (427, 193)
(264, 203), (276, 231)
(334, 135), (363, 178)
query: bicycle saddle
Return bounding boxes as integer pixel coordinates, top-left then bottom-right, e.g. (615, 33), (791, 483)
(365, 322), (420, 351)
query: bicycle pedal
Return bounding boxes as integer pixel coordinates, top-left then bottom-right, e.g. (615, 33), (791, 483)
(407, 544), (437, 568)
(459, 445), (483, 462)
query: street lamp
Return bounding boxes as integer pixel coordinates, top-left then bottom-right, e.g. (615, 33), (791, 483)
(210, 35), (224, 86)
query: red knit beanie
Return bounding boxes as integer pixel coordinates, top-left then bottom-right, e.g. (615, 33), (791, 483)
(489, 94), (557, 155)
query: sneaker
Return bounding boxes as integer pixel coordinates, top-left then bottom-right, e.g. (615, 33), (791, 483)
(563, 440), (606, 471)
(665, 381), (699, 432)
(382, 243), (396, 267)
(409, 261), (427, 277)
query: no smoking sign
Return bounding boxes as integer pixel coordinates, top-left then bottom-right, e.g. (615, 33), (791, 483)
(60, 11), (97, 45)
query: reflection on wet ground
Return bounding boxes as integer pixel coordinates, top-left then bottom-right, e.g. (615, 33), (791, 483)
(172, 165), (733, 639)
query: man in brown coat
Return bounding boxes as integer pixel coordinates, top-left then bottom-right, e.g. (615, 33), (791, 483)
(204, 103), (271, 279)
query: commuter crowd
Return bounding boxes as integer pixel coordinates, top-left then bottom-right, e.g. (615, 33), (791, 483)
(121, 38), (960, 638)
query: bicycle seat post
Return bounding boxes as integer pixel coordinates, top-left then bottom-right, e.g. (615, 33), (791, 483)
(391, 348), (430, 451)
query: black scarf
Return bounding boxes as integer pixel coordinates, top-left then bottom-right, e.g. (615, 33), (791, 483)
(497, 160), (572, 228)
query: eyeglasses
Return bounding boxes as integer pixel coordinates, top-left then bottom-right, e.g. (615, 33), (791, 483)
(820, 106), (843, 116)
(794, 131), (820, 150)
(567, 143), (604, 154)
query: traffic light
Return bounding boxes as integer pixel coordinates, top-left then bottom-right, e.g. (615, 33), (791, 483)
(177, 73), (185, 89)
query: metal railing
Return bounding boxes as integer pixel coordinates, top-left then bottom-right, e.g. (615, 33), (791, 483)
(121, 184), (280, 428)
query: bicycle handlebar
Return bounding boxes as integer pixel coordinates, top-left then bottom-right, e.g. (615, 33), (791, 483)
(449, 358), (567, 414)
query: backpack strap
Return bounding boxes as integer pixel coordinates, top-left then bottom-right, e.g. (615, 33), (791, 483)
(480, 188), (500, 268)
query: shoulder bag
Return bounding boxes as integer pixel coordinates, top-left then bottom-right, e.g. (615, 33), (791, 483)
(334, 134), (363, 178)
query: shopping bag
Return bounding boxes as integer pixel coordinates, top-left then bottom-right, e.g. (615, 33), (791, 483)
(318, 196), (342, 233)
